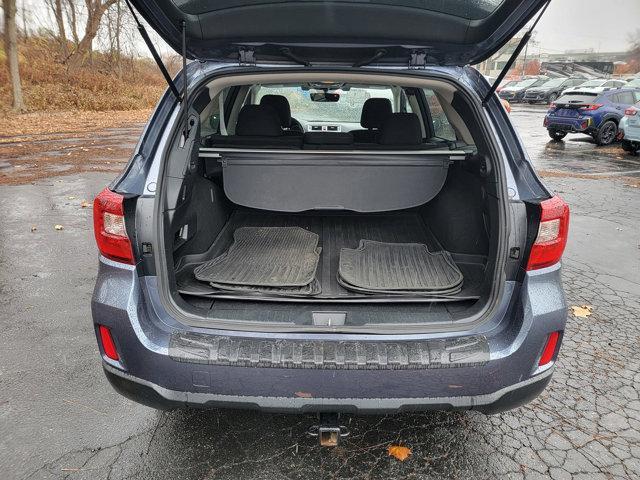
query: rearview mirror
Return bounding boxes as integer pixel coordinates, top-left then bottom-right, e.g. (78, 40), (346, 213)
(310, 91), (340, 102)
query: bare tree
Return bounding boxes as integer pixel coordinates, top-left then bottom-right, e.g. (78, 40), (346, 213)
(104, 0), (124, 76)
(3, 0), (25, 111)
(66, 0), (117, 68)
(45, 0), (69, 57)
(65, 0), (80, 47)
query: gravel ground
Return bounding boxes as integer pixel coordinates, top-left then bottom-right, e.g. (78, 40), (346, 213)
(0, 105), (639, 479)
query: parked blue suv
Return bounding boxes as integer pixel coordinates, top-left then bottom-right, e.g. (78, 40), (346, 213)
(91, 0), (569, 432)
(544, 88), (640, 145)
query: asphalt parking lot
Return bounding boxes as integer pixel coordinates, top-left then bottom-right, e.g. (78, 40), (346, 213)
(1, 105), (640, 479)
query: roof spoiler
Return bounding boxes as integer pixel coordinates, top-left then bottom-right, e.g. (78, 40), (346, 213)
(483, 0), (551, 106)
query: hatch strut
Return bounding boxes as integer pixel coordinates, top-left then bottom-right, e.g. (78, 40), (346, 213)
(482, 0), (551, 105)
(124, 0), (181, 101)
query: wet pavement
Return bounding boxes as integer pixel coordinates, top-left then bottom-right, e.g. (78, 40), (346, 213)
(1, 105), (640, 479)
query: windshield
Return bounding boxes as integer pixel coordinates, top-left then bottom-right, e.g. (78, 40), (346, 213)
(255, 86), (395, 123)
(515, 79), (538, 88)
(579, 80), (605, 87)
(555, 92), (599, 104)
(540, 78), (567, 88)
(627, 79), (640, 88)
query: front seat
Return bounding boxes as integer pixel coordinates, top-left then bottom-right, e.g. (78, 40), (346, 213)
(351, 97), (393, 143)
(259, 94), (304, 135)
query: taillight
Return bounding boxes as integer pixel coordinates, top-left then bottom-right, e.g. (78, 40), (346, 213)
(93, 187), (134, 264)
(526, 196), (570, 270)
(579, 103), (603, 111)
(98, 325), (120, 361)
(538, 331), (560, 366)
(625, 107), (638, 116)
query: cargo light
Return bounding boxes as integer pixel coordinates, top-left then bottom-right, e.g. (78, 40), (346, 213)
(527, 196), (570, 270)
(93, 187), (134, 264)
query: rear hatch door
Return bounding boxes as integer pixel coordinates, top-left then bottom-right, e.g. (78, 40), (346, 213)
(129, 0), (548, 65)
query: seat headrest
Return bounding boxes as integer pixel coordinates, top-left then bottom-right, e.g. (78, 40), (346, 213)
(236, 105), (282, 137)
(378, 113), (423, 146)
(260, 95), (292, 128)
(360, 98), (392, 129)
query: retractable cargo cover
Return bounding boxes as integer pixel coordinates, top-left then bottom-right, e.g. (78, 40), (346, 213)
(204, 149), (459, 212)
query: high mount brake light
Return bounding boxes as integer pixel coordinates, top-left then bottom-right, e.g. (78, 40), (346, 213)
(527, 196), (570, 271)
(93, 188), (134, 264)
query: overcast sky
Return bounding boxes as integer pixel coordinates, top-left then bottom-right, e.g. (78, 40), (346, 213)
(528, 0), (639, 53)
(21, 0), (640, 57)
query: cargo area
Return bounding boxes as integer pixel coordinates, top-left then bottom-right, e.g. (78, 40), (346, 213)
(156, 73), (506, 328)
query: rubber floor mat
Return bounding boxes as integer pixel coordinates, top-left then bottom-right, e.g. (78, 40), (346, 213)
(336, 274), (461, 296)
(194, 227), (320, 287)
(338, 240), (463, 293)
(209, 278), (322, 297)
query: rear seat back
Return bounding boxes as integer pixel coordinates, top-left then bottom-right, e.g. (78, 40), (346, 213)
(351, 98), (393, 143)
(356, 113), (425, 150)
(204, 107), (423, 151)
(204, 104), (302, 148)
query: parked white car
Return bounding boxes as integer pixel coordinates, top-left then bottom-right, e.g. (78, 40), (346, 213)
(563, 78), (627, 95)
(619, 102), (640, 155)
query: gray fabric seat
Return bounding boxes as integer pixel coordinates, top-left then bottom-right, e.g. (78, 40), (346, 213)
(350, 98), (393, 143)
(205, 104), (302, 148)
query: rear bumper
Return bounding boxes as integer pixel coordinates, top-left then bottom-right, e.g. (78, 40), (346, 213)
(103, 362), (553, 415)
(546, 116), (593, 133)
(92, 258), (567, 414)
(619, 118), (640, 142)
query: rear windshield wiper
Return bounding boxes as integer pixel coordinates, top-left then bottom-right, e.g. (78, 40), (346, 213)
(279, 47), (310, 67)
(353, 49), (387, 68)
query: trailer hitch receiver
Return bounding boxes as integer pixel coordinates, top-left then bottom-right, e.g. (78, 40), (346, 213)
(308, 413), (350, 447)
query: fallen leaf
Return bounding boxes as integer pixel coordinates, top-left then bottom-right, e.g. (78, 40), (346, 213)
(294, 391), (313, 398)
(571, 305), (593, 318)
(80, 200), (91, 208)
(30, 226), (37, 232)
(388, 445), (411, 461)
(67, 195), (76, 200)
(54, 224), (64, 231)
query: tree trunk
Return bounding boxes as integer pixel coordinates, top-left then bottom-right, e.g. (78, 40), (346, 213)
(65, 0), (80, 47)
(52, 0), (68, 57)
(3, 0), (25, 112)
(66, 0), (116, 68)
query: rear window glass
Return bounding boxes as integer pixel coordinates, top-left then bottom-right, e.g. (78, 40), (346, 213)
(555, 92), (599, 104)
(616, 91), (636, 105)
(180, 0), (505, 20)
(423, 89), (456, 141)
(255, 86), (394, 124)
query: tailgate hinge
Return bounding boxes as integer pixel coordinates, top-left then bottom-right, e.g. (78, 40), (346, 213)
(239, 47), (257, 66)
(409, 51), (427, 69)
